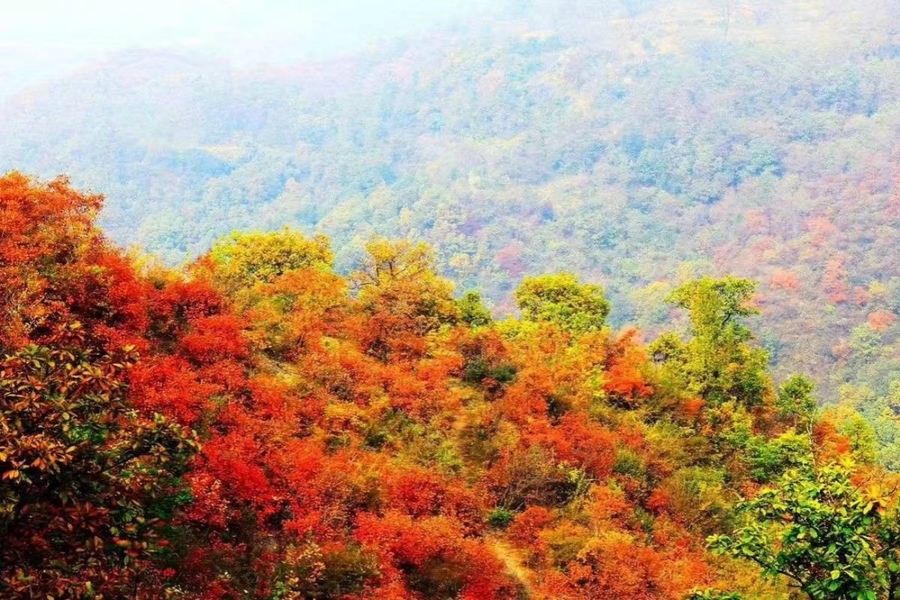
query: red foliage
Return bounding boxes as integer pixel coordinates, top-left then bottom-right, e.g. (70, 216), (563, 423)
(806, 216), (838, 247)
(646, 488), (672, 515)
(355, 512), (517, 599)
(495, 243), (527, 276)
(2, 173), (831, 599)
(382, 466), (485, 533)
(179, 314), (249, 364)
(770, 268), (800, 291)
(868, 310), (897, 331)
(823, 256), (849, 304)
(508, 506), (555, 550)
(538, 413), (618, 479)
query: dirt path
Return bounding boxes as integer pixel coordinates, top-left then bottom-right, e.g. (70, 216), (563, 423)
(486, 534), (536, 598)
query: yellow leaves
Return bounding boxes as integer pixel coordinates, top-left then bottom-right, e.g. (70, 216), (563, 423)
(350, 238), (434, 287)
(448, 252), (473, 275)
(323, 402), (369, 435)
(2, 469), (20, 480)
(209, 228), (334, 293)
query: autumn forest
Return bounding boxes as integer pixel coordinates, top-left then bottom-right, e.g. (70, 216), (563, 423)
(5, 0), (900, 598)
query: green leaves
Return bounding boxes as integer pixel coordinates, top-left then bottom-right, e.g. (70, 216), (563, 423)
(514, 272), (610, 335)
(457, 290), (493, 328)
(656, 276), (769, 407)
(708, 463), (900, 599)
(776, 374), (818, 426)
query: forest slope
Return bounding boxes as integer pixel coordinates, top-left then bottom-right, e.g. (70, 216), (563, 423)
(3, 0), (900, 401)
(6, 172), (900, 599)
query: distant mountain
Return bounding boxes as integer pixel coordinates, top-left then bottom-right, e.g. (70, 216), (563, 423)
(4, 0), (900, 402)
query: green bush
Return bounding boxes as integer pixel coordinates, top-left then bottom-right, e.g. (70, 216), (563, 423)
(487, 507), (515, 529)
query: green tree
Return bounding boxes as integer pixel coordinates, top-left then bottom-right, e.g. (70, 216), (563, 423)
(458, 290), (493, 328)
(850, 324), (882, 365)
(709, 463), (900, 600)
(514, 272), (610, 335)
(836, 385), (898, 470)
(655, 277), (769, 406)
(776, 375), (817, 429)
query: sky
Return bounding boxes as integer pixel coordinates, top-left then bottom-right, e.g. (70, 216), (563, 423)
(0, 0), (498, 99)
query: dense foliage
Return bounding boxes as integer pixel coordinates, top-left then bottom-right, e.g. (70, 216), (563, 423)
(710, 463), (900, 600)
(4, 174), (900, 598)
(5, 0), (900, 418)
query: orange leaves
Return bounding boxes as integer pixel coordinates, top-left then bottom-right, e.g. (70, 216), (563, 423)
(0, 172), (100, 268)
(770, 268), (800, 292)
(0, 173), (801, 598)
(538, 414), (617, 480)
(380, 365), (432, 415)
(743, 209), (769, 233)
(496, 361), (557, 424)
(556, 530), (668, 599)
(509, 506), (555, 541)
(602, 329), (651, 393)
(806, 215), (838, 248)
(603, 331), (653, 400)
(0, 173), (103, 346)
(382, 466), (485, 533)
(534, 526), (709, 600)
(586, 485), (630, 523)
(748, 236), (776, 260)
(813, 418), (854, 460)
(179, 314), (249, 365)
(604, 359), (651, 398)
(681, 397), (707, 420)
(646, 488), (672, 514)
(355, 511), (463, 568)
(355, 511), (517, 600)
(868, 310), (897, 331)
(823, 255), (850, 304)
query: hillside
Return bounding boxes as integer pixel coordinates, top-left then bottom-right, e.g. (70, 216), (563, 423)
(5, 172), (900, 599)
(3, 0), (900, 404)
